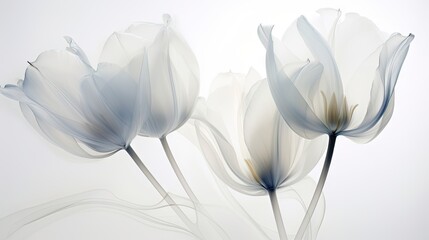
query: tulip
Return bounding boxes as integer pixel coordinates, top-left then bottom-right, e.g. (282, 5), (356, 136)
(190, 71), (326, 240)
(1, 27), (200, 236)
(258, 9), (414, 238)
(1, 37), (141, 157)
(101, 14), (201, 204)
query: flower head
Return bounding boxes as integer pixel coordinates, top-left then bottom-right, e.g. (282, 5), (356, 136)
(1, 37), (143, 158)
(101, 14), (200, 138)
(259, 9), (414, 142)
(191, 71), (326, 195)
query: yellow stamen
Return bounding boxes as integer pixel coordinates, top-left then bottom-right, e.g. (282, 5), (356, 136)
(320, 91), (358, 133)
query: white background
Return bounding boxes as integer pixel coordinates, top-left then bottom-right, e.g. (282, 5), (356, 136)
(0, 0), (428, 239)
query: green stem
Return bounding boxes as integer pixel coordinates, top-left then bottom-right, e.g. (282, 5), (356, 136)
(125, 146), (201, 238)
(294, 135), (337, 240)
(269, 190), (288, 240)
(160, 136), (199, 204)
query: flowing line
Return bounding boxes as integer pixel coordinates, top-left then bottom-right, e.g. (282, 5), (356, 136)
(160, 136), (199, 204)
(125, 146), (201, 238)
(268, 190), (288, 240)
(159, 137), (232, 239)
(294, 135), (337, 240)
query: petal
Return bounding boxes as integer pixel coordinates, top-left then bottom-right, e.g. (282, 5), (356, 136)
(191, 100), (264, 195)
(164, 27), (200, 132)
(343, 33), (413, 138)
(6, 49), (125, 155)
(260, 25), (328, 139)
(344, 94), (395, 143)
(312, 8), (341, 49)
(340, 44), (385, 129)
(243, 81), (326, 189)
(381, 34), (414, 97)
(296, 16), (344, 103)
(334, 13), (388, 86)
(243, 80), (280, 188)
(20, 102), (113, 158)
(282, 9), (341, 55)
(195, 120), (263, 195)
(0, 83), (27, 101)
(139, 25), (199, 137)
(1, 81), (112, 157)
(331, 13), (389, 127)
(80, 63), (140, 149)
(99, 23), (162, 67)
(64, 36), (92, 67)
(206, 70), (260, 162)
(18, 50), (128, 153)
(22, 50), (92, 121)
(279, 132), (326, 186)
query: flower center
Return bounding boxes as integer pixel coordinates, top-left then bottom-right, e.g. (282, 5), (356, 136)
(320, 91), (358, 134)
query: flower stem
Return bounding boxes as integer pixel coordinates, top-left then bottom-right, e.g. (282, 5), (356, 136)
(125, 146), (201, 237)
(294, 135), (337, 240)
(269, 190), (288, 240)
(160, 136), (199, 204)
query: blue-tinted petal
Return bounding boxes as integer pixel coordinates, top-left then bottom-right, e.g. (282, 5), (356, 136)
(260, 25), (328, 139)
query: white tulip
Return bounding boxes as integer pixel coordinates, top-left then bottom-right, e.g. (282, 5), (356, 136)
(1, 37), (141, 157)
(258, 9), (414, 239)
(191, 71), (326, 239)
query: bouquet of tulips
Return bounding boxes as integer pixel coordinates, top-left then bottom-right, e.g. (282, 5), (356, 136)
(0, 9), (413, 240)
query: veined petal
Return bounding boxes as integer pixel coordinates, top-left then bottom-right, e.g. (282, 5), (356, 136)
(191, 99), (264, 195)
(99, 23), (162, 67)
(312, 8), (341, 49)
(139, 24), (199, 138)
(206, 70), (260, 163)
(331, 14), (388, 128)
(2, 53), (138, 156)
(334, 13), (387, 86)
(164, 27), (200, 132)
(1, 81), (112, 157)
(244, 80), (326, 190)
(296, 16), (344, 103)
(20, 102), (115, 158)
(261, 25), (327, 139)
(243, 80), (280, 189)
(343, 33), (413, 138)
(279, 132), (326, 186)
(80, 63), (139, 149)
(344, 94), (395, 143)
(195, 120), (264, 195)
(22, 50), (92, 121)
(282, 9), (340, 56)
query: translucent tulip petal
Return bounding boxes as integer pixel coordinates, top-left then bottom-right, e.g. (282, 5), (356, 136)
(1, 39), (143, 157)
(139, 24), (199, 138)
(206, 71), (259, 164)
(99, 23), (162, 67)
(296, 16), (344, 103)
(22, 50), (92, 121)
(266, 9), (413, 142)
(80, 63), (140, 149)
(260, 25), (328, 139)
(194, 120), (263, 195)
(64, 36), (92, 67)
(243, 80), (327, 190)
(343, 33), (414, 139)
